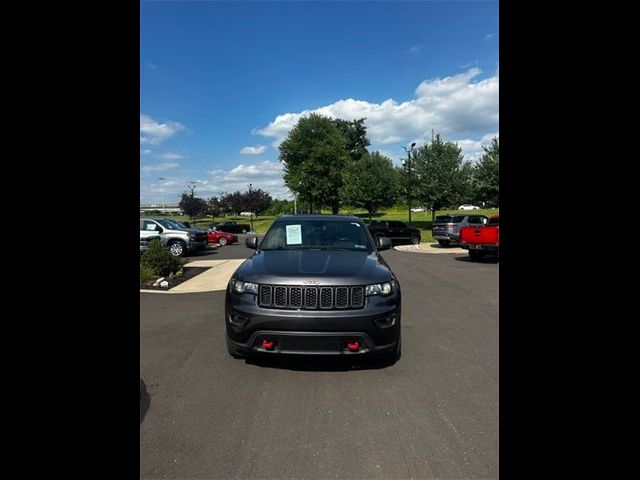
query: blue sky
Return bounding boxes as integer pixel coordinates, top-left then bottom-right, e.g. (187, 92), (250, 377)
(140, 0), (499, 203)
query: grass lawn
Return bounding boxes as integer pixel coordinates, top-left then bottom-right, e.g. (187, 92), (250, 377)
(143, 207), (498, 243)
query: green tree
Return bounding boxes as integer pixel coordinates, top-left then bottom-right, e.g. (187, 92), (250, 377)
(334, 118), (370, 162)
(342, 152), (398, 221)
(411, 135), (472, 221)
(179, 187), (207, 223)
(279, 113), (349, 214)
(473, 137), (499, 207)
(206, 196), (222, 222)
(245, 187), (272, 215)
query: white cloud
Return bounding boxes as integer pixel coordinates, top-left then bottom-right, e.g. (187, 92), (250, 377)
(407, 45), (421, 56)
(144, 61), (158, 70)
(254, 68), (498, 149)
(453, 132), (499, 163)
(140, 114), (186, 145)
(141, 162), (181, 174)
(240, 145), (267, 155)
(157, 152), (187, 160)
(140, 149), (152, 155)
(140, 160), (291, 202)
(484, 33), (495, 40)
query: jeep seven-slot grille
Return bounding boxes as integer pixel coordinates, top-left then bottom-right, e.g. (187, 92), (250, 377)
(258, 285), (365, 310)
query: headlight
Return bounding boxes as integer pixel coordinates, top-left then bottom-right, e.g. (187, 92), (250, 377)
(230, 279), (259, 295)
(365, 281), (394, 296)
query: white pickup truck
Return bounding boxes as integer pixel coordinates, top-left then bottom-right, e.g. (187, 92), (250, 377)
(140, 218), (208, 257)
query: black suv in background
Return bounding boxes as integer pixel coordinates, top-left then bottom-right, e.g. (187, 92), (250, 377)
(431, 214), (487, 246)
(367, 220), (421, 245)
(225, 215), (401, 362)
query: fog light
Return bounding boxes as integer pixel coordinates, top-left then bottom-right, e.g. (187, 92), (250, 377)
(374, 314), (396, 329)
(228, 313), (249, 328)
(346, 340), (360, 352)
(261, 339), (276, 350)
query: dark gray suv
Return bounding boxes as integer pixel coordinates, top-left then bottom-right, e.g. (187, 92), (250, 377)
(432, 214), (487, 246)
(225, 215), (401, 362)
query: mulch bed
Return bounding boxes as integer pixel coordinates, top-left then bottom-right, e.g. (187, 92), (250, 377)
(140, 266), (210, 291)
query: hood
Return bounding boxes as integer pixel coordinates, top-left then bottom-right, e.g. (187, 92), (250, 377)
(234, 250), (393, 286)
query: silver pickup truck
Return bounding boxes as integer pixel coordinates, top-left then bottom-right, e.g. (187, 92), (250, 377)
(140, 218), (208, 257)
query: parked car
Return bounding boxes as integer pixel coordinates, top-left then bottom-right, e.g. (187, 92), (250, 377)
(225, 215), (401, 362)
(207, 230), (238, 246)
(458, 204), (480, 210)
(431, 214), (488, 246)
(239, 211), (255, 217)
(367, 220), (421, 245)
(211, 221), (251, 234)
(140, 231), (161, 253)
(140, 218), (208, 257)
(410, 207), (427, 212)
(459, 214), (499, 261)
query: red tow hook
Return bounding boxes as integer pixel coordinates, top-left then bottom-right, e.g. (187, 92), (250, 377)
(261, 339), (276, 350)
(346, 341), (360, 352)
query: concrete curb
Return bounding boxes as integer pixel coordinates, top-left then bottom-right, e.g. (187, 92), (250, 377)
(140, 259), (246, 295)
(394, 243), (467, 254)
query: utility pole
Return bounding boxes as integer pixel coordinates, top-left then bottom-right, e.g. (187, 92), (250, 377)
(402, 142), (417, 227)
(157, 177), (166, 214)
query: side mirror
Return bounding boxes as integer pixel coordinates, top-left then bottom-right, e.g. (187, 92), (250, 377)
(376, 236), (392, 251)
(155, 226), (163, 233)
(245, 236), (258, 250)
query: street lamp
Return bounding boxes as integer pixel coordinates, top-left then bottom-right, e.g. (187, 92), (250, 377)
(157, 177), (166, 214)
(402, 142), (417, 227)
(248, 183), (254, 231)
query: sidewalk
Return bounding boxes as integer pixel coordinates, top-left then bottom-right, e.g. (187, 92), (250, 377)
(140, 259), (246, 294)
(394, 243), (467, 254)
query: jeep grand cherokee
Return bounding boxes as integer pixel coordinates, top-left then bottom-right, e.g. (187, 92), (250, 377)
(225, 215), (401, 362)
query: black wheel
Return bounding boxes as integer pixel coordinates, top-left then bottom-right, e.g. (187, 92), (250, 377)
(468, 250), (484, 261)
(168, 240), (186, 257)
(226, 335), (246, 359)
(438, 239), (450, 247)
(218, 237), (228, 246)
(410, 235), (420, 245)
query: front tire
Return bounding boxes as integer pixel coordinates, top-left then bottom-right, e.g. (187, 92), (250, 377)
(438, 239), (450, 247)
(218, 237), (228, 246)
(468, 250), (484, 261)
(168, 240), (186, 257)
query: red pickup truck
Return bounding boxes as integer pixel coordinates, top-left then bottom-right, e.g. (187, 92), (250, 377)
(459, 214), (499, 261)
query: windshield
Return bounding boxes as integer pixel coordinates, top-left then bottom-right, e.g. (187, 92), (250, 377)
(260, 219), (374, 252)
(156, 219), (185, 229)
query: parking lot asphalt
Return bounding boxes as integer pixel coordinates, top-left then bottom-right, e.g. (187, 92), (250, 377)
(140, 244), (499, 479)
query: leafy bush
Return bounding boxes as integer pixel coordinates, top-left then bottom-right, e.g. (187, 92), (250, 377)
(140, 263), (155, 285)
(140, 240), (181, 277)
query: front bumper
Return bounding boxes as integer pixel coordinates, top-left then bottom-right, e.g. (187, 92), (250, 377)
(187, 240), (207, 251)
(432, 231), (452, 240)
(225, 289), (401, 356)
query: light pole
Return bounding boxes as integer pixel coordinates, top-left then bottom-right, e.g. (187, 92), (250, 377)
(157, 177), (166, 214)
(248, 183), (254, 231)
(402, 143), (417, 227)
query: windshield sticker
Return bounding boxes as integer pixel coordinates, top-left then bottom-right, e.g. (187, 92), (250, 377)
(286, 224), (302, 245)
(354, 244), (367, 249)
